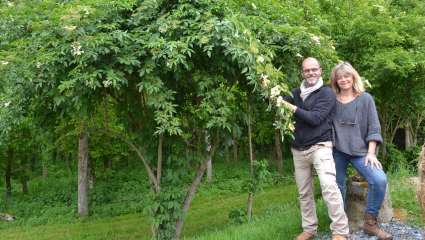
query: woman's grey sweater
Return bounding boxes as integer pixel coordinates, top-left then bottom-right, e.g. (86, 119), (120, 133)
(332, 92), (383, 156)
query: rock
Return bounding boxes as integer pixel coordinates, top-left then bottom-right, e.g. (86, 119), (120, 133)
(346, 178), (393, 232)
(417, 144), (425, 217)
(0, 213), (15, 222)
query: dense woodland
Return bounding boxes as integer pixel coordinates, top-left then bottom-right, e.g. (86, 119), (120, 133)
(0, 0), (424, 239)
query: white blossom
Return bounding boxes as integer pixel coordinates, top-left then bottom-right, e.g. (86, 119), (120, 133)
(36, 62), (42, 69)
(6, 1), (14, 7)
(251, 3), (257, 10)
(270, 85), (282, 99)
(0, 61), (9, 65)
(103, 80), (112, 87)
(71, 41), (84, 56)
(82, 6), (91, 15)
(276, 96), (284, 107)
(257, 55), (265, 64)
(158, 25), (167, 33)
(64, 25), (77, 31)
(4, 101), (11, 107)
(311, 35), (321, 45)
(260, 74), (270, 88)
(288, 122), (295, 131)
(296, 53), (303, 58)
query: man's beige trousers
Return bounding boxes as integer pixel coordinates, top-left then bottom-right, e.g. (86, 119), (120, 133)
(291, 142), (349, 236)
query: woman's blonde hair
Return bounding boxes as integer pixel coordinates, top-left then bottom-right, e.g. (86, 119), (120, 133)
(330, 61), (365, 94)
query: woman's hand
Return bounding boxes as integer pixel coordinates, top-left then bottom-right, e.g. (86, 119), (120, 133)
(365, 153), (382, 169)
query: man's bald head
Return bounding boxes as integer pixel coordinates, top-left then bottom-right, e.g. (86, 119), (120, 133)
(301, 57), (322, 87)
(302, 57), (321, 69)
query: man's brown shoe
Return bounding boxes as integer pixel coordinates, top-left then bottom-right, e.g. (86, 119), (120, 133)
(363, 213), (393, 240)
(295, 231), (315, 240)
(331, 234), (347, 240)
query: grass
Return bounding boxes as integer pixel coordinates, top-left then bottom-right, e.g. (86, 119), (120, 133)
(0, 178), (336, 240)
(0, 162), (422, 240)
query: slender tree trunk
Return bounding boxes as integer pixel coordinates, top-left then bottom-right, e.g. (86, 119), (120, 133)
(232, 127), (238, 162)
(66, 153), (73, 177)
(224, 143), (230, 162)
(42, 155), (49, 178)
(21, 176), (29, 194)
(247, 101), (254, 220)
(5, 148), (13, 198)
(88, 157), (95, 190)
(173, 132), (217, 240)
(274, 129), (284, 175)
(157, 133), (164, 189)
(405, 127), (413, 149)
(78, 130), (89, 218)
(206, 156), (213, 184)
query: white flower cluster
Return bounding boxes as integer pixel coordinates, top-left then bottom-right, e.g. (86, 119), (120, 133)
(276, 96), (284, 107)
(4, 101), (11, 107)
(257, 55), (265, 64)
(103, 80), (112, 87)
(260, 74), (270, 88)
(270, 85), (282, 99)
(36, 62), (42, 69)
(81, 6), (91, 15)
(71, 41), (84, 56)
(0, 61), (9, 65)
(6, 1), (13, 7)
(64, 25), (77, 31)
(311, 35), (320, 45)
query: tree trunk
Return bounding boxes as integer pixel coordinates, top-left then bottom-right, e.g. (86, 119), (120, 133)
(42, 155), (49, 178)
(78, 130), (89, 218)
(21, 176), (29, 194)
(173, 132), (217, 240)
(206, 156), (213, 184)
(66, 153), (73, 177)
(157, 133), (164, 188)
(5, 148), (13, 198)
(405, 128), (413, 149)
(232, 127), (238, 162)
(247, 101), (254, 220)
(274, 129), (284, 175)
(88, 156), (95, 190)
(405, 120), (413, 149)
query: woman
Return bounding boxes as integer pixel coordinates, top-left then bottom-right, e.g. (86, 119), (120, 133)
(330, 62), (392, 240)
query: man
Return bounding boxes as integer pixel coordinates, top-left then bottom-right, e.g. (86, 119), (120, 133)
(281, 57), (349, 240)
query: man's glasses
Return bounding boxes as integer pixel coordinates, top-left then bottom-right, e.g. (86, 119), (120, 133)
(303, 68), (320, 73)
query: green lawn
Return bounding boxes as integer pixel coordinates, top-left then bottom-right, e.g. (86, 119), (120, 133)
(0, 172), (421, 240)
(0, 184), (305, 240)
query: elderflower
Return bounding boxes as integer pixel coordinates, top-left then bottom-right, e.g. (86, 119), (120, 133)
(276, 96), (284, 107)
(0, 61), (9, 65)
(71, 41), (84, 56)
(64, 25), (77, 31)
(257, 55), (265, 64)
(270, 85), (282, 99)
(311, 35), (320, 45)
(260, 74), (270, 88)
(288, 122), (295, 131)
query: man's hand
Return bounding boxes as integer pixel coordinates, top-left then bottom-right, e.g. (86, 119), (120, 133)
(365, 153), (382, 169)
(276, 96), (297, 113)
